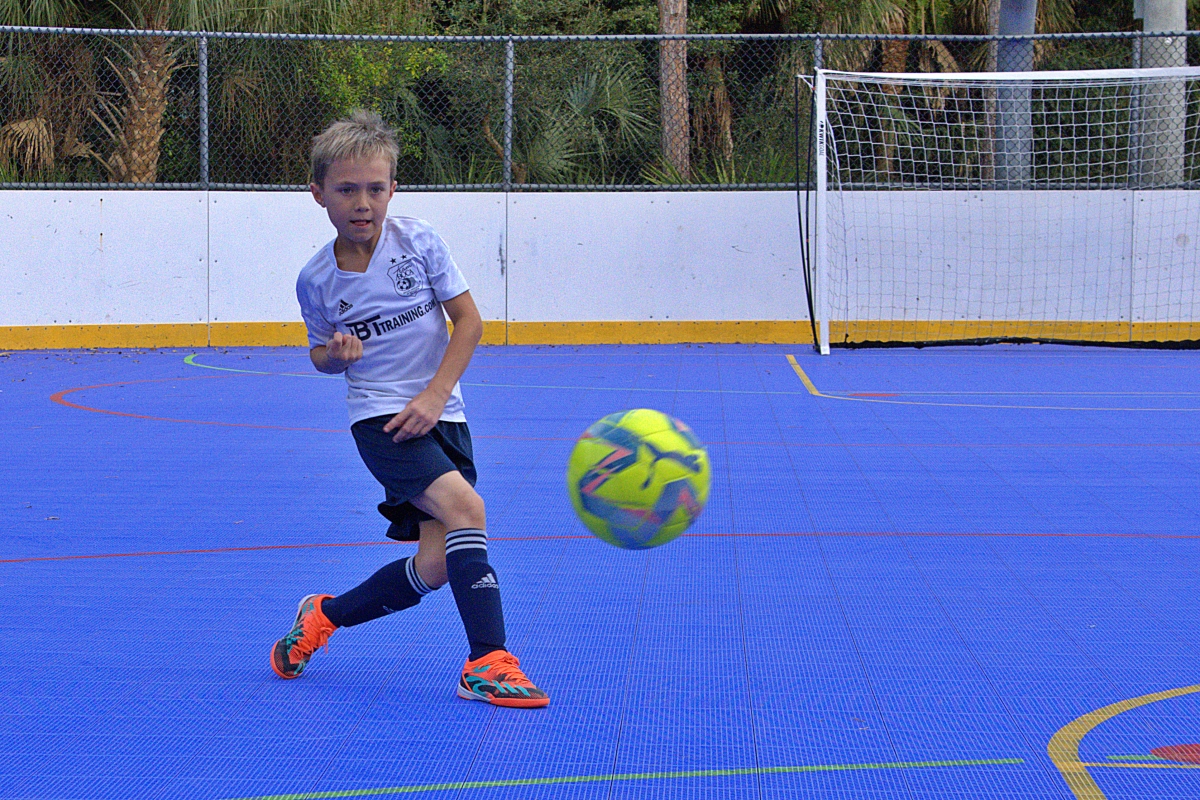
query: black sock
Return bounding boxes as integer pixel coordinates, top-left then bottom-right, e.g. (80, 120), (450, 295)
(444, 528), (506, 660)
(321, 556), (435, 628)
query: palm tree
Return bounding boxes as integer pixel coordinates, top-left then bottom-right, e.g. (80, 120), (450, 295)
(659, 0), (690, 179)
(0, 0), (97, 180)
(489, 61), (655, 184)
(96, 0), (347, 183)
(0, 0), (347, 183)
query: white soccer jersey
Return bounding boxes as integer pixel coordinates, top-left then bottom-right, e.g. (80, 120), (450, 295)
(296, 216), (471, 426)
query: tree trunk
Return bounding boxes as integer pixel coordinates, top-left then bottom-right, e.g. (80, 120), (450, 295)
(982, 0), (1001, 183)
(985, 0), (1001, 71)
(658, 0), (689, 179)
(111, 35), (176, 184)
(878, 21), (908, 181)
(880, 26), (908, 75)
(696, 55), (732, 165)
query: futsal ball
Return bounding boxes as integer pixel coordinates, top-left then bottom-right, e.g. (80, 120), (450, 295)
(566, 409), (711, 550)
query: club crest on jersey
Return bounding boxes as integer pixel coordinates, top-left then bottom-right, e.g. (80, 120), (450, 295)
(388, 257), (422, 297)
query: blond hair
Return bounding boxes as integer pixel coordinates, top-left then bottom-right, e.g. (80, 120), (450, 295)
(310, 110), (400, 185)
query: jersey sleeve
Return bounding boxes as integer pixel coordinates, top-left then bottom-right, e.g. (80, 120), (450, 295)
(415, 223), (470, 302)
(296, 274), (335, 350)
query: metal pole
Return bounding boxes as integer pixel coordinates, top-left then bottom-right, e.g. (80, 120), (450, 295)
(503, 37), (514, 191)
(198, 36), (210, 189)
(996, 0), (1036, 188)
(1140, 2), (1188, 187)
(813, 36), (823, 70)
(814, 69), (830, 355)
(1130, 37), (1142, 187)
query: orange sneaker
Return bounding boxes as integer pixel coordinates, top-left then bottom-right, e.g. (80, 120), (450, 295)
(270, 594), (336, 679)
(457, 650), (550, 708)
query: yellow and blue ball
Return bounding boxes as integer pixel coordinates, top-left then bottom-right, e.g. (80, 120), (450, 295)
(566, 409), (711, 550)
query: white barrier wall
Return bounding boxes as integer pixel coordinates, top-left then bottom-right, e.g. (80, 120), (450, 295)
(207, 191), (508, 325)
(826, 190), (1200, 323)
(0, 190), (806, 331)
(507, 192), (808, 322)
(0, 191), (208, 326)
(2, 189), (1195, 337)
(1133, 191), (1200, 323)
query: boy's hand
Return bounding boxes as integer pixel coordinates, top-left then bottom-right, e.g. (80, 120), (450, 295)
(384, 387), (449, 442)
(326, 332), (363, 368)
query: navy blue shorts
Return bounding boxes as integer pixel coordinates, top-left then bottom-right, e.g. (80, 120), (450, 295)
(351, 416), (477, 542)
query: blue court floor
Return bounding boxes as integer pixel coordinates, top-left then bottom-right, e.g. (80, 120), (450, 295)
(2, 344), (1200, 800)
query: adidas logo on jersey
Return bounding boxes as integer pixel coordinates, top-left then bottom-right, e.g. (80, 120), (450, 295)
(471, 573), (499, 590)
(338, 300), (353, 315)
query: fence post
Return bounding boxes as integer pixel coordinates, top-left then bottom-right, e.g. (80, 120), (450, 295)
(1130, 35), (1143, 189)
(813, 36), (823, 70)
(198, 35), (210, 189)
(503, 37), (514, 191)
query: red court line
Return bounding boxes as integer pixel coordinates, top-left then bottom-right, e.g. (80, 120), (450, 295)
(6, 530), (1200, 564)
(50, 377), (346, 433)
(49, 382), (1200, 448)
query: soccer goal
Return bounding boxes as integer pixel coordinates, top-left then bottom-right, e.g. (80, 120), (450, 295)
(808, 66), (1200, 353)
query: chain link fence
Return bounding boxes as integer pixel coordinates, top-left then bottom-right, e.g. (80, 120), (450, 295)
(0, 27), (1196, 190)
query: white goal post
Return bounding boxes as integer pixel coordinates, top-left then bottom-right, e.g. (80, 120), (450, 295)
(808, 66), (1200, 353)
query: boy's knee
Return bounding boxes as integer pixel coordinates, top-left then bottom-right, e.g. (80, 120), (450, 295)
(413, 473), (486, 531)
(442, 486), (485, 531)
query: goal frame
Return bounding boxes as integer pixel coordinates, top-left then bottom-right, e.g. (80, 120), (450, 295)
(809, 65), (1200, 354)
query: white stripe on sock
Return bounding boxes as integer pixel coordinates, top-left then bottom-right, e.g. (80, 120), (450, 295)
(445, 541), (488, 556)
(445, 535), (488, 546)
(406, 557), (433, 595)
(446, 528), (488, 543)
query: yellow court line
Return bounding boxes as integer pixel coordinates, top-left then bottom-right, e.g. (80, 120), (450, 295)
(782, 355), (1200, 412)
(785, 355), (823, 396)
(1048, 684), (1200, 800)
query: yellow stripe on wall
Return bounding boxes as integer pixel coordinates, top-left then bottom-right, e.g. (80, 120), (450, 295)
(210, 322), (309, 347)
(4, 319), (1199, 350)
(0, 321), (510, 350)
(831, 321), (1200, 344)
(1, 320), (812, 349)
(1135, 322), (1200, 342)
(448, 320), (509, 345)
(0, 323), (209, 350)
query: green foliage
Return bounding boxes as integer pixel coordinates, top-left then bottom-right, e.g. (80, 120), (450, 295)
(513, 52), (657, 183)
(0, 0), (1191, 187)
(308, 41), (450, 166)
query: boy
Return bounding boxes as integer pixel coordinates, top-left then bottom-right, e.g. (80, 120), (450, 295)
(271, 110), (548, 708)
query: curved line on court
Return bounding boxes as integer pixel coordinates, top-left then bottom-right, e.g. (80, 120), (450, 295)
(9, 530), (1200, 565)
(49, 379), (776, 441)
(786, 355), (1200, 412)
(1048, 684), (1200, 800)
(54, 376), (1200, 450)
(223, 758), (1024, 800)
(189, 351), (1200, 408)
(183, 353), (814, 396)
(50, 378), (345, 433)
(52, 382), (583, 439)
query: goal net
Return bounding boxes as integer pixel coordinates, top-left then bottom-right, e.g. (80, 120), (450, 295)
(810, 66), (1200, 353)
